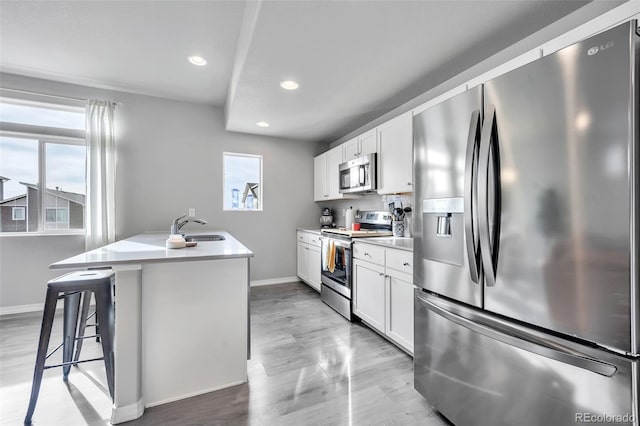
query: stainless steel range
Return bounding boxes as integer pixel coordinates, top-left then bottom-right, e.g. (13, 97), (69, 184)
(320, 210), (392, 320)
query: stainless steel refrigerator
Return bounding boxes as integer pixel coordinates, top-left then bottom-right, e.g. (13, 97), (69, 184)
(413, 21), (639, 426)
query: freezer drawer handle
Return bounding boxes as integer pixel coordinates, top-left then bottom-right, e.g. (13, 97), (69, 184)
(417, 292), (618, 377)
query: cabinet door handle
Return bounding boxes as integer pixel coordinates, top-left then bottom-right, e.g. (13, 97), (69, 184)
(403, 262), (410, 266)
(407, 182), (412, 186)
(364, 253), (371, 257)
(378, 272), (384, 277)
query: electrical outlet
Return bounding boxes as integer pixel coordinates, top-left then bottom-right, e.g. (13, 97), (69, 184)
(188, 208), (196, 217)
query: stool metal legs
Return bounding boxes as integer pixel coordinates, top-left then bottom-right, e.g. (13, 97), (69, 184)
(95, 284), (115, 399)
(24, 275), (115, 425)
(73, 290), (92, 364)
(62, 291), (81, 380)
(24, 288), (58, 425)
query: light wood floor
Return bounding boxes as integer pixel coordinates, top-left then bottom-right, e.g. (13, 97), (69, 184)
(0, 282), (450, 425)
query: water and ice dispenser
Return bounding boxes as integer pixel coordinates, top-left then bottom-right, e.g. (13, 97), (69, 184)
(422, 197), (464, 266)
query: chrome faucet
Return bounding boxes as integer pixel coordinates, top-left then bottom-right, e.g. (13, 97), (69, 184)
(170, 215), (207, 235)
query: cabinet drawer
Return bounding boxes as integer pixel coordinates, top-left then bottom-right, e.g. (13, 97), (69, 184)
(308, 234), (322, 248)
(353, 242), (385, 265)
(297, 231), (309, 244)
(386, 248), (413, 276)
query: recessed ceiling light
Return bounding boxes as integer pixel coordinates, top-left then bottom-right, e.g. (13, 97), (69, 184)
(280, 80), (299, 90)
(188, 55), (207, 66)
(256, 121), (270, 128)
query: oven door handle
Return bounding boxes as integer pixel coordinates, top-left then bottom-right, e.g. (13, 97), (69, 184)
(320, 236), (352, 249)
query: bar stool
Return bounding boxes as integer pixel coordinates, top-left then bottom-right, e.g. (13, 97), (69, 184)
(24, 270), (115, 425)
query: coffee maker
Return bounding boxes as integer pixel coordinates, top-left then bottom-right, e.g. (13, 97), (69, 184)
(320, 208), (334, 228)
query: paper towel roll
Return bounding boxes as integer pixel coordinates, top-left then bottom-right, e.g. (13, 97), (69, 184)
(345, 207), (355, 230)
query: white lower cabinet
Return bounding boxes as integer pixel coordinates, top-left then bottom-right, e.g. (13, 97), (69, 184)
(386, 271), (414, 352)
(353, 259), (386, 333)
(307, 244), (321, 292)
(297, 241), (308, 283)
(296, 231), (321, 292)
(353, 241), (415, 354)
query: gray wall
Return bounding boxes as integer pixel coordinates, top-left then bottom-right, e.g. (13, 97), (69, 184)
(0, 73), (321, 310)
(0, 234), (85, 309)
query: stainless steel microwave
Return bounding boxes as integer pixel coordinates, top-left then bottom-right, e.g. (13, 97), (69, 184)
(339, 153), (377, 194)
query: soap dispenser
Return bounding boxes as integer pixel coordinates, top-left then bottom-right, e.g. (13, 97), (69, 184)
(166, 234), (186, 249)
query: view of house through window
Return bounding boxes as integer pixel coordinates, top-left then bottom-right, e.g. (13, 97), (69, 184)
(0, 96), (86, 233)
(223, 152), (262, 211)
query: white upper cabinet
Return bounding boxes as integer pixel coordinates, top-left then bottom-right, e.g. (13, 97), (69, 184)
(358, 128), (378, 156)
(314, 145), (360, 201)
(342, 137), (359, 160)
(327, 145), (345, 199)
(343, 128), (378, 160)
(315, 112), (412, 199)
(313, 152), (328, 201)
(377, 111), (413, 194)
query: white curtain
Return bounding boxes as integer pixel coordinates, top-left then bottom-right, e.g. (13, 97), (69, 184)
(85, 99), (116, 251)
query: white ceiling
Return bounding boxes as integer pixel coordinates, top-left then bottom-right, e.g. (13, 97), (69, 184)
(0, 1), (622, 143)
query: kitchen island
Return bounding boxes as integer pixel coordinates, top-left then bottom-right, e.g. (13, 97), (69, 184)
(50, 232), (253, 424)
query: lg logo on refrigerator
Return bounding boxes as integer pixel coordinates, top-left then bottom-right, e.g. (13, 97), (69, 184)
(587, 41), (614, 56)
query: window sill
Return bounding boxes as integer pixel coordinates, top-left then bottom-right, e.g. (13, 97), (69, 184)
(0, 231), (85, 237)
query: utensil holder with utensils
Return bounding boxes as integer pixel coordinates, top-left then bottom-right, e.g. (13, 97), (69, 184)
(392, 220), (405, 237)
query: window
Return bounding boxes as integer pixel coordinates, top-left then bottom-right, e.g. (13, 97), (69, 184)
(45, 208), (56, 223)
(45, 207), (70, 230)
(0, 94), (86, 233)
(223, 153), (263, 211)
(0, 101), (84, 129)
(12, 206), (25, 220)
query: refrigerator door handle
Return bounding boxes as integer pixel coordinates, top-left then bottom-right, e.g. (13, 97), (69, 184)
(464, 109), (482, 284)
(416, 291), (618, 377)
(478, 105), (498, 287)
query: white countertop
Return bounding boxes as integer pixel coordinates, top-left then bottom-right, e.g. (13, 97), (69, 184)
(50, 231), (254, 269)
(353, 236), (413, 251)
(297, 228), (323, 235)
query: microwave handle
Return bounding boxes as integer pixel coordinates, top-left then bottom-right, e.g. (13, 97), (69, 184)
(359, 165), (366, 185)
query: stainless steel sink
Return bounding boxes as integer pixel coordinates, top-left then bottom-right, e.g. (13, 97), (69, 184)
(184, 234), (225, 242)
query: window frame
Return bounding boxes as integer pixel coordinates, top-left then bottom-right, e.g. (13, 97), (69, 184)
(11, 206), (25, 221)
(0, 93), (86, 235)
(45, 208), (57, 223)
(222, 152), (264, 212)
(44, 206), (70, 230)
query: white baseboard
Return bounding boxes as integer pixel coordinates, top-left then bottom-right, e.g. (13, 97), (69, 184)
(250, 276), (299, 287)
(0, 301), (83, 316)
(0, 303), (45, 316)
(144, 380), (247, 408)
(111, 398), (145, 424)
